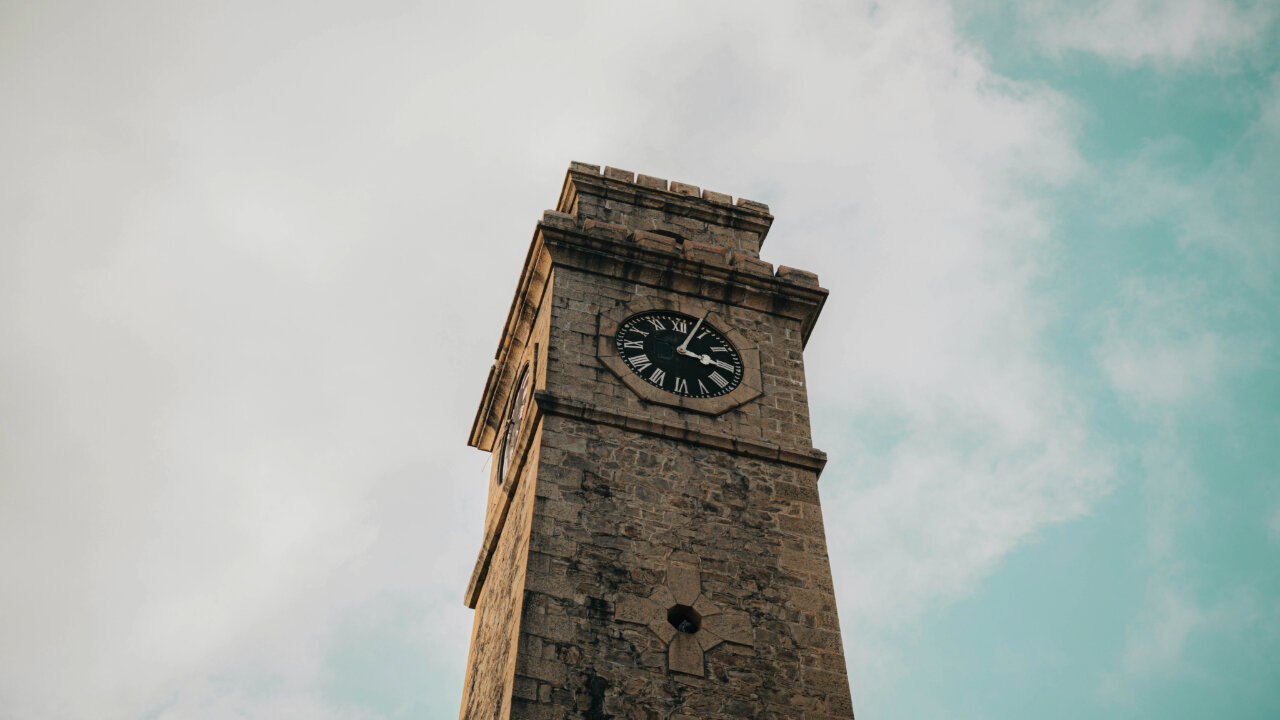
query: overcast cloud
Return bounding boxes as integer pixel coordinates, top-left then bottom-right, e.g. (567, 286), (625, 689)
(3, 1), (1277, 718)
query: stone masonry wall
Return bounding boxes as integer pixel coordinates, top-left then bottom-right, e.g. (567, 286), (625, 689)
(509, 416), (853, 719)
(459, 426), (542, 719)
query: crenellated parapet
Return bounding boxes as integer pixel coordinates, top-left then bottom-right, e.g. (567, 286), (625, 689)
(557, 162), (775, 256)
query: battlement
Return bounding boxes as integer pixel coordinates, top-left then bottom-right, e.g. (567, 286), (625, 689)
(557, 162), (774, 256)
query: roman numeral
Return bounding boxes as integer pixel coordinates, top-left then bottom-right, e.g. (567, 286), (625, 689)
(647, 317), (666, 330)
(672, 319), (689, 333)
(697, 379), (708, 394)
(709, 371), (728, 388)
(650, 368), (666, 386)
(630, 354), (651, 371)
(622, 340), (643, 349)
(710, 345), (728, 353)
(674, 377), (688, 394)
(697, 330), (710, 339)
(630, 329), (649, 337)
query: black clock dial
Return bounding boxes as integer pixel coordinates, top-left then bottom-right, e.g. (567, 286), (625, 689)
(614, 310), (743, 398)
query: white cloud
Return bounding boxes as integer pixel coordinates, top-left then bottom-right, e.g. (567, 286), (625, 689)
(0, 0), (1115, 716)
(1085, 102), (1280, 685)
(1096, 276), (1241, 409)
(1021, 0), (1276, 67)
(1090, 82), (1280, 411)
(1099, 585), (1203, 702)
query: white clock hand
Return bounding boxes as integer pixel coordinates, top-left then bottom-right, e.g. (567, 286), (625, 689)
(676, 315), (705, 354)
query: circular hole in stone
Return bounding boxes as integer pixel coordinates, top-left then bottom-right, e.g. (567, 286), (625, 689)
(667, 604), (702, 634)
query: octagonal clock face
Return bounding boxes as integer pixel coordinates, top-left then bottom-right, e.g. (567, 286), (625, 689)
(614, 310), (743, 398)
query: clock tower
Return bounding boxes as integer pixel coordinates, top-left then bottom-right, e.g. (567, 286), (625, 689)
(458, 163), (854, 719)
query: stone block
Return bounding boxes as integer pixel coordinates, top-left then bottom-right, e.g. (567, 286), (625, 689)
(681, 239), (728, 266)
(582, 218), (631, 242)
(669, 181), (700, 197)
(632, 230), (680, 255)
(635, 174), (667, 190)
(702, 611), (754, 647)
(701, 189), (732, 205)
(614, 594), (660, 625)
(775, 265), (820, 288)
(735, 197), (770, 213)
(668, 632), (703, 676)
(728, 250), (773, 276)
(603, 166), (635, 182)
(540, 210), (579, 230)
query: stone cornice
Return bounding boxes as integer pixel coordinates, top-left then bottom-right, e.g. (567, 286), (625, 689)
(539, 212), (828, 337)
(467, 232), (552, 451)
(534, 390), (827, 473)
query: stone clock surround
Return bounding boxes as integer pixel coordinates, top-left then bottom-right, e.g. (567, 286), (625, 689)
(595, 295), (763, 416)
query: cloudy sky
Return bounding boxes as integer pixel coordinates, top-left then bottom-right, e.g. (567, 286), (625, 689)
(2, 0), (1278, 717)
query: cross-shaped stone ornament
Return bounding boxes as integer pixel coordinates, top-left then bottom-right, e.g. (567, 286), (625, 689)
(615, 551), (754, 677)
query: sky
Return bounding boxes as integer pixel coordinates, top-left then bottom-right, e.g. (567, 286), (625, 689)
(1, 1), (1277, 718)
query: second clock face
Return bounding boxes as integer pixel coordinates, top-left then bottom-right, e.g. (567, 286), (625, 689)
(614, 310), (743, 398)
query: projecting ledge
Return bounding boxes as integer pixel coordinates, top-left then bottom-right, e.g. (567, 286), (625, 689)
(532, 390), (827, 474)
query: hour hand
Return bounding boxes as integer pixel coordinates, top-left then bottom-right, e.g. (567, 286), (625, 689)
(676, 347), (703, 359)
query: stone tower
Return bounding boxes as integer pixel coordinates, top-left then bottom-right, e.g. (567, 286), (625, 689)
(459, 163), (854, 719)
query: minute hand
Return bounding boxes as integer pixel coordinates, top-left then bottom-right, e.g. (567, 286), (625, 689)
(676, 315), (705, 353)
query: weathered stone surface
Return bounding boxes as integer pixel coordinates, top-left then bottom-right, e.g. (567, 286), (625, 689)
(666, 557), (701, 605)
(695, 627), (725, 652)
(668, 633), (703, 676)
(670, 181), (700, 197)
(458, 163), (853, 719)
(647, 618), (677, 645)
(635, 174), (667, 190)
(682, 239), (728, 266)
(603, 166), (635, 182)
(776, 264), (820, 288)
(615, 595), (660, 625)
(692, 593), (720, 619)
(702, 189), (733, 205)
(702, 611), (754, 647)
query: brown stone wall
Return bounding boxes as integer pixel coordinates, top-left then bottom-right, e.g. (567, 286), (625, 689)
(459, 426), (541, 720)
(459, 275), (555, 719)
(509, 416), (853, 719)
(547, 265), (814, 450)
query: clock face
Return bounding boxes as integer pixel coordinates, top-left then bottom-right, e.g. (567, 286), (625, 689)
(497, 364), (531, 484)
(614, 310), (743, 398)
